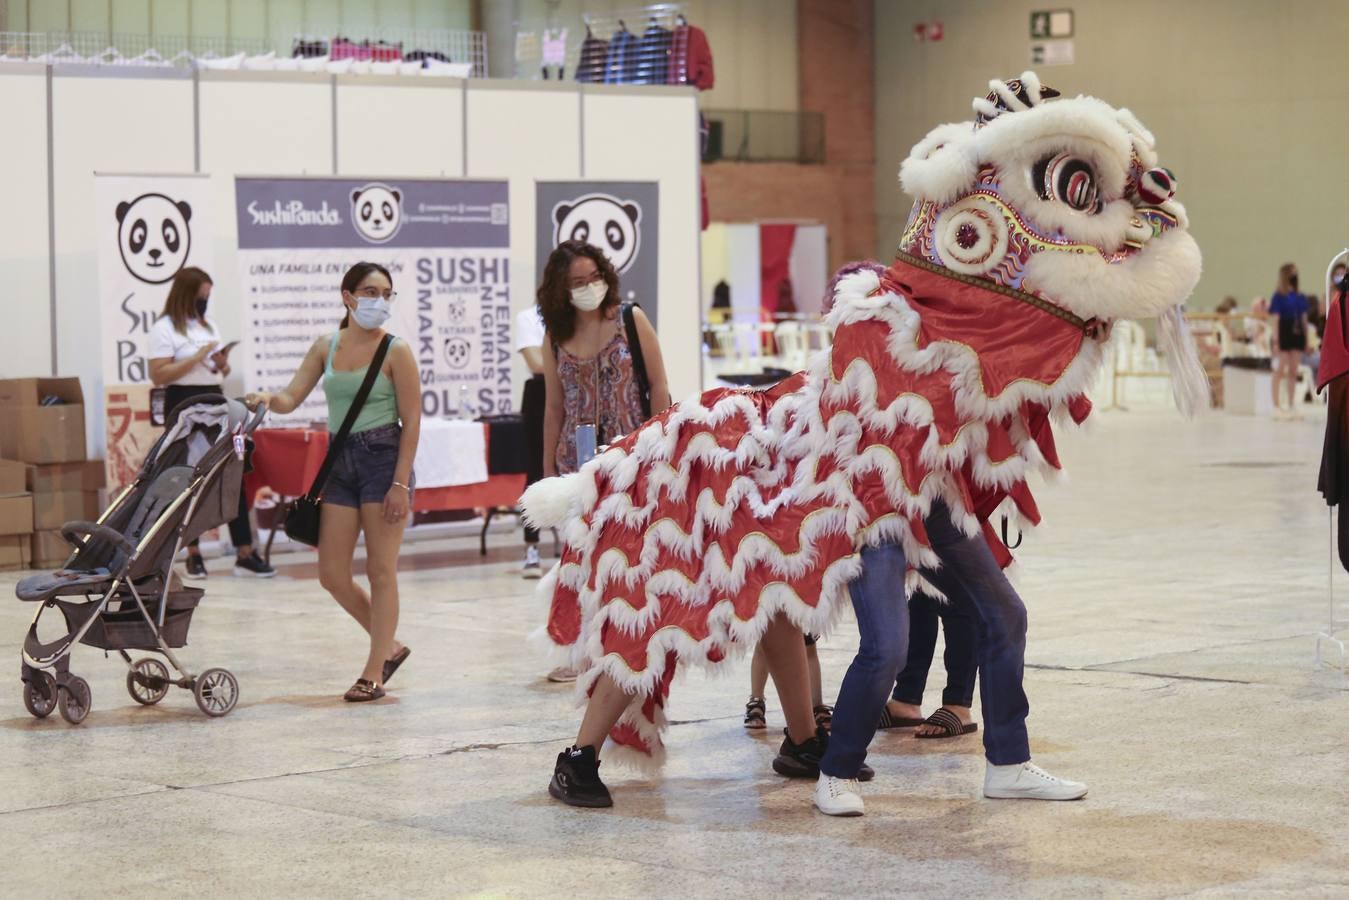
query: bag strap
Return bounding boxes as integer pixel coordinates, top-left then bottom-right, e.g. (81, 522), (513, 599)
(621, 302), (652, 418)
(305, 333), (394, 500)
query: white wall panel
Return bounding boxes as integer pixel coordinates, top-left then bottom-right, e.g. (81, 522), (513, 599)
(581, 88), (702, 400)
(335, 77), (462, 177)
(0, 68), (52, 378)
(466, 81), (581, 398)
(51, 69), (195, 454)
(198, 71), (334, 405)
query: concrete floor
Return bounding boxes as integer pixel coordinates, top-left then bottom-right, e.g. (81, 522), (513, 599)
(0, 409), (1345, 898)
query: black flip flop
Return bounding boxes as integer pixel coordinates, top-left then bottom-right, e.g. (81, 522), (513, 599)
(877, 707), (927, 730)
(914, 707), (978, 739)
(382, 647), (411, 685)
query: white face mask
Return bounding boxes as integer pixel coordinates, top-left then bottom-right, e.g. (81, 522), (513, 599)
(569, 281), (606, 311)
(349, 296), (391, 330)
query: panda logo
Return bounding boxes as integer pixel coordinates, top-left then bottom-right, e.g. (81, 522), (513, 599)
(552, 194), (642, 273)
(351, 183), (403, 244)
(116, 193), (193, 284)
(444, 337), (472, 370)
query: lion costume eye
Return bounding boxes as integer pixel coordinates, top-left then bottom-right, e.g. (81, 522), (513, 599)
(1032, 153), (1100, 213)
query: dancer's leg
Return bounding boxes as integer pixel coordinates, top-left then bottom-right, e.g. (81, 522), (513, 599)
(890, 590), (939, 717)
(749, 644), (769, 698)
(918, 504), (1029, 764)
(575, 673), (635, 752)
(818, 542), (910, 779)
(759, 614), (816, 744)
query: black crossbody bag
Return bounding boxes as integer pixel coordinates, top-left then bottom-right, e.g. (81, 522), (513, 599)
(620, 301), (653, 419)
(282, 334), (394, 546)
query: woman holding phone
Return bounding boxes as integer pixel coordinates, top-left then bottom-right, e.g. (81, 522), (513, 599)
(244, 262), (421, 702)
(149, 266), (274, 579)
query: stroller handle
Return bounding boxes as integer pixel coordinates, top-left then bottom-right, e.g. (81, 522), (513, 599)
(61, 521), (135, 556)
(239, 397), (268, 435)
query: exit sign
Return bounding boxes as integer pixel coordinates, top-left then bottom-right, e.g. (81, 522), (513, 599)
(1030, 9), (1074, 39)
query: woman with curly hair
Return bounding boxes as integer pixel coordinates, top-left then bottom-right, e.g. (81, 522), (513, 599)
(536, 240), (670, 683)
(539, 240), (670, 479)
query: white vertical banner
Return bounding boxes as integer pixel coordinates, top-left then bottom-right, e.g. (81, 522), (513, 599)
(94, 173), (214, 489)
(233, 177), (512, 427)
(95, 174), (215, 385)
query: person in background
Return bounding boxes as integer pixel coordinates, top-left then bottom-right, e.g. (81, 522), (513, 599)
(880, 590), (980, 739)
(244, 262), (420, 702)
(1269, 262), (1310, 418)
(516, 305), (548, 579)
(148, 266), (275, 580)
(538, 240), (671, 684)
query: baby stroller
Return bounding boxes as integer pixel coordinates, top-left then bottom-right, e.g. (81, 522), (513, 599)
(17, 395), (265, 724)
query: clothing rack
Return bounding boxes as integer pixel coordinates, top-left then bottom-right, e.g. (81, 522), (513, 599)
(0, 30), (268, 66)
(513, 2), (689, 83)
(1315, 246), (1349, 688)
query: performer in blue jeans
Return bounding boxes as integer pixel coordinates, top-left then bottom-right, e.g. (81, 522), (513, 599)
(813, 500), (1087, 816)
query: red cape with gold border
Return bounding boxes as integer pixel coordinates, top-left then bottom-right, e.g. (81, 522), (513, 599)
(533, 254), (1103, 768)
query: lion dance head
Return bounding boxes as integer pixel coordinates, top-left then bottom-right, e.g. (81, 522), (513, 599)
(896, 73), (1207, 412)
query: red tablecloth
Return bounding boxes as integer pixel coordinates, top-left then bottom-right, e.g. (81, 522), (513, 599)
(246, 426), (526, 511)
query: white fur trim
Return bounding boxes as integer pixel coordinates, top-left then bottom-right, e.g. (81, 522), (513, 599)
(900, 121), (980, 204)
(519, 474), (582, 529)
(1023, 227), (1202, 322)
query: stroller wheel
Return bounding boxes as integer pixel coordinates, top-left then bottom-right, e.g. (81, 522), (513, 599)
(58, 675), (91, 725)
(127, 658), (171, 706)
(22, 671), (58, 719)
(193, 668), (239, 718)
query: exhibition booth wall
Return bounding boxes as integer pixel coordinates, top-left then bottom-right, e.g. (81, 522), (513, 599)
(0, 65), (702, 458)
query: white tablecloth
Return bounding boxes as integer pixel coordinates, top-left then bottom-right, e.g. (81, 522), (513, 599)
(412, 419), (488, 488)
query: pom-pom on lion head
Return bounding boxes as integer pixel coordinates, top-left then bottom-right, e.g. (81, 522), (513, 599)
(897, 71), (1201, 326)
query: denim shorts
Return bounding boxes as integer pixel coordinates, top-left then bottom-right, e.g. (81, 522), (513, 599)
(323, 423), (415, 509)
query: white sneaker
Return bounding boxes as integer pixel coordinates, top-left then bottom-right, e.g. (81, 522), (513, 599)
(983, 761), (1087, 800)
(522, 545), (542, 579)
(814, 774), (865, 816)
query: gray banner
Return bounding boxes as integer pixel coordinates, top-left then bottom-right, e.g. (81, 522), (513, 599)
(236, 177), (509, 250)
(535, 181), (659, 327)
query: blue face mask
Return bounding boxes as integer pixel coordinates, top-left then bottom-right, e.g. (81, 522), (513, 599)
(350, 296), (391, 330)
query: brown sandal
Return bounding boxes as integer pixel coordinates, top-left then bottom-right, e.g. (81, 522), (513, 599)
(382, 647), (411, 685)
(343, 678), (385, 702)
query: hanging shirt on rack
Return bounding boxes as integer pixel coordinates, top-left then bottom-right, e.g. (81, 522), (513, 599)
(604, 28), (638, 84)
(667, 21), (714, 90)
(575, 31), (608, 82)
(632, 22), (672, 84)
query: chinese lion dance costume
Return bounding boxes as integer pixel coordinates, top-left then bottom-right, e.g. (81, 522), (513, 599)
(524, 73), (1206, 768)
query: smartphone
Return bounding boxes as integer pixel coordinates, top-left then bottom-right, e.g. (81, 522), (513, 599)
(216, 340), (240, 358)
(575, 424), (598, 467)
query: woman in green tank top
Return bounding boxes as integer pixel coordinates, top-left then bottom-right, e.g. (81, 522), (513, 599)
(245, 262), (422, 702)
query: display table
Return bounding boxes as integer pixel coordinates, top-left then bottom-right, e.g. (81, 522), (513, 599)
(247, 424), (527, 556)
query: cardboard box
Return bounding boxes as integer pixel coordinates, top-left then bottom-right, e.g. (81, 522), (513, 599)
(27, 461), (106, 494)
(0, 377), (86, 464)
(30, 529), (72, 568)
(32, 490), (100, 531)
(0, 459), (26, 494)
(0, 535), (29, 571)
(0, 493), (35, 536)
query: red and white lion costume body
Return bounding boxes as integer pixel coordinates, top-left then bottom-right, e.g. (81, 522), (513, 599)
(523, 73), (1205, 768)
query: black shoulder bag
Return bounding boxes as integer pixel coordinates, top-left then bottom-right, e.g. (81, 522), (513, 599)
(283, 334), (394, 546)
(620, 301), (653, 419)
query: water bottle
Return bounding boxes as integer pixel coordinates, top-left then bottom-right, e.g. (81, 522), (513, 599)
(459, 384), (471, 421)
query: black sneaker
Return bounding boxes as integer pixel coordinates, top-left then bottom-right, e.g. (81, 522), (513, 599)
(184, 554), (208, 579)
(548, 745), (613, 808)
(772, 726), (874, 782)
(233, 552), (277, 578)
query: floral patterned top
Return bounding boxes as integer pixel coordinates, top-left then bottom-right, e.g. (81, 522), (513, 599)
(555, 327), (646, 474)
